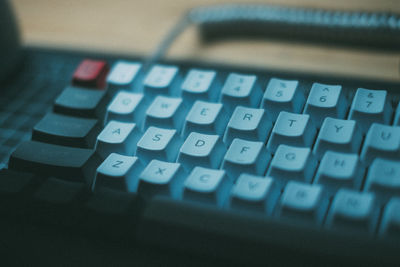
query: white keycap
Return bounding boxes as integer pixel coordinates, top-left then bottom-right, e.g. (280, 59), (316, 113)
(262, 78), (304, 122)
(136, 126), (181, 163)
(105, 91), (144, 124)
(223, 106), (272, 145)
(303, 83), (348, 128)
(314, 152), (364, 192)
(348, 88), (393, 133)
(222, 138), (271, 181)
(138, 160), (185, 199)
(181, 69), (218, 104)
(219, 73), (262, 111)
(379, 197), (400, 239)
(364, 158), (400, 198)
(360, 123), (400, 164)
(106, 61), (141, 93)
(229, 174), (278, 213)
(277, 181), (327, 225)
(143, 65), (179, 96)
(266, 111), (316, 153)
(325, 189), (378, 234)
(394, 102), (400, 126)
(313, 117), (362, 159)
(267, 145), (317, 183)
(183, 167), (230, 206)
(178, 132), (226, 171)
(183, 100), (226, 137)
(94, 153), (142, 192)
(144, 96), (185, 130)
(95, 120), (140, 159)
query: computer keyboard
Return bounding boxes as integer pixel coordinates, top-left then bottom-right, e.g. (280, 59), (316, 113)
(1, 47), (400, 265)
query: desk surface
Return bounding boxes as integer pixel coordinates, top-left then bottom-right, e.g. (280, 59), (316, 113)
(12, 0), (400, 81)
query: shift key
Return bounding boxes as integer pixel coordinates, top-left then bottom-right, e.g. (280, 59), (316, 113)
(9, 141), (99, 184)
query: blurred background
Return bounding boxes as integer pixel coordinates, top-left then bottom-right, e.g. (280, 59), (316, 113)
(11, 0), (400, 81)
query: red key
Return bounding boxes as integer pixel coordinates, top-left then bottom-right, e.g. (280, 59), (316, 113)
(72, 59), (109, 89)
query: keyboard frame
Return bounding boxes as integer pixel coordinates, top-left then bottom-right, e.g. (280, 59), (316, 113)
(0, 47), (399, 265)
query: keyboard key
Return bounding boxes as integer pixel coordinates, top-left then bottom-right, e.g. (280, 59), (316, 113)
(144, 96), (185, 130)
(183, 100), (226, 137)
(267, 145), (317, 183)
(105, 91), (145, 124)
(178, 132), (226, 171)
(219, 73), (262, 111)
(313, 118), (362, 159)
(54, 86), (108, 118)
(181, 69), (218, 104)
(94, 153), (142, 192)
(261, 78), (304, 122)
(72, 59), (109, 89)
(394, 102), (400, 126)
(95, 121), (140, 159)
(223, 106), (272, 145)
(222, 138), (270, 181)
(325, 189), (378, 234)
(303, 83), (348, 128)
(360, 123), (400, 164)
(364, 158), (400, 198)
(266, 111), (316, 153)
(379, 197), (400, 239)
(136, 127), (181, 163)
(138, 160), (185, 199)
(178, 132), (226, 173)
(183, 167), (230, 206)
(9, 140), (97, 183)
(229, 174), (278, 213)
(348, 88), (393, 133)
(314, 152), (364, 191)
(143, 65), (179, 96)
(32, 113), (100, 148)
(277, 181), (327, 225)
(106, 61), (141, 93)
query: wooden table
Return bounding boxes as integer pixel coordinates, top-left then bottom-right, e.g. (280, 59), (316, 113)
(12, 0), (400, 81)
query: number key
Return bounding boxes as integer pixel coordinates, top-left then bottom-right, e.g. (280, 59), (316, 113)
(348, 88), (393, 134)
(143, 65), (179, 96)
(304, 83), (348, 128)
(220, 73), (262, 112)
(181, 69), (218, 104)
(106, 61), (141, 94)
(262, 78), (304, 122)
